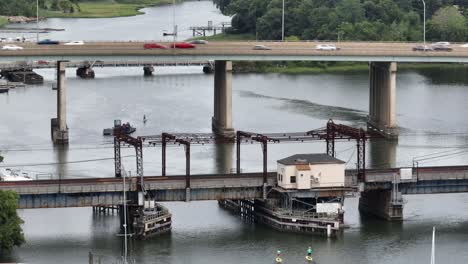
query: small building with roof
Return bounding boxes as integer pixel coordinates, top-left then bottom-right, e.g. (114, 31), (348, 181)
(277, 153), (346, 189)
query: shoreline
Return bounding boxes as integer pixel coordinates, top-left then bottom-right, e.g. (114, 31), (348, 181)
(44, 0), (176, 19)
(0, 0), (178, 25)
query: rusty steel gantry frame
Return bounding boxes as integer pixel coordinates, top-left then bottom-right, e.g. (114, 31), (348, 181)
(113, 120), (381, 190)
(113, 127), (144, 191)
(161, 133), (192, 189)
(307, 119), (378, 181)
(236, 131), (280, 186)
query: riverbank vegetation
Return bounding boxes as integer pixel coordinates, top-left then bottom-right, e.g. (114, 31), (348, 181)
(0, 0), (176, 19)
(213, 0), (468, 42)
(0, 16), (8, 27)
(0, 190), (24, 253)
(44, 0), (176, 18)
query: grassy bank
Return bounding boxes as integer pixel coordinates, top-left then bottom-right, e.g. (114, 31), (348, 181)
(44, 0), (174, 18)
(0, 16), (8, 27)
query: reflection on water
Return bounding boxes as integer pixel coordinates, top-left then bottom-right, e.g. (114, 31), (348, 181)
(238, 90), (368, 124)
(368, 140), (397, 169)
(407, 65), (468, 85)
(214, 143), (234, 174)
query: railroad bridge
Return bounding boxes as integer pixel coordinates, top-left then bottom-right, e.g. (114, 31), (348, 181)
(1, 166), (468, 219)
(3, 121), (468, 222)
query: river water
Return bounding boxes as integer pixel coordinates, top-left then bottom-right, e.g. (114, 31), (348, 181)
(2, 1), (468, 263)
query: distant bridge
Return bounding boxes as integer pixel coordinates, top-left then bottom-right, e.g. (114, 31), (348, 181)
(2, 165), (468, 209)
(0, 60), (211, 71)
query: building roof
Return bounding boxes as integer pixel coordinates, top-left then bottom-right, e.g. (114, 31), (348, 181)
(277, 153), (345, 165)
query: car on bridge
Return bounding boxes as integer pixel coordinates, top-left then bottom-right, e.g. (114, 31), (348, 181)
(413, 45), (433, 51)
(432, 44), (452, 51)
(316, 44), (339, 51)
(189, 40), (209, 45)
(1, 45), (23, 51)
(170, 42), (196, 49)
(144, 43), (168, 49)
(64, 40), (84, 45)
(461, 43), (468, 48)
(37, 39), (59, 45)
(253, 44), (271, 50)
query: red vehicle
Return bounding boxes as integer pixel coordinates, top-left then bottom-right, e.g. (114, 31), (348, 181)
(170, 42), (196, 49)
(143, 43), (167, 49)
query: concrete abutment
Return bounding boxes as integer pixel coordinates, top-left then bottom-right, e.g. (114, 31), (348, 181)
(358, 189), (403, 221)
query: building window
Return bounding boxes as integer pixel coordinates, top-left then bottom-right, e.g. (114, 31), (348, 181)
(290, 176), (296, 183)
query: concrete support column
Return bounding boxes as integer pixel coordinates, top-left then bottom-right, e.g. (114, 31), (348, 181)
(368, 62), (398, 138)
(52, 61), (69, 144)
(212, 60), (234, 138)
(359, 189), (403, 221)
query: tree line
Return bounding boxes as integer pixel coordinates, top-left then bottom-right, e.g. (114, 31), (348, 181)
(213, 0), (468, 42)
(0, 0), (81, 16)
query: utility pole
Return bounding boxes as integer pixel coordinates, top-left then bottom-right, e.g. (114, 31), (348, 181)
(281, 0), (285, 41)
(173, 0), (177, 44)
(36, 0), (39, 42)
(421, 0), (426, 48)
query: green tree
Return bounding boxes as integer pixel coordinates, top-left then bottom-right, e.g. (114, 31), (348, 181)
(0, 190), (25, 253)
(428, 6), (467, 41)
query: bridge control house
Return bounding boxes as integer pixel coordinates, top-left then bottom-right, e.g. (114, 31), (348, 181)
(220, 153), (349, 237)
(277, 154), (346, 189)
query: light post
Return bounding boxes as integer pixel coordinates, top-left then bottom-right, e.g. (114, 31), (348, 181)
(281, 0), (285, 41)
(421, 0), (426, 47)
(36, 0), (39, 42)
(173, 0), (177, 44)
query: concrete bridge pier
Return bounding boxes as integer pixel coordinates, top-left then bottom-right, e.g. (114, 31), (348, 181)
(76, 66), (95, 79)
(212, 60), (235, 138)
(51, 61), (69, 144)
(359, 189), (403, 221)
(143, 65), (154, 76)
(368, 62), (398, 138)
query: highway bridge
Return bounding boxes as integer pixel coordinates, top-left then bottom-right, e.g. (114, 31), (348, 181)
(0, 41), (467, 63)
(3, 41), (467, 144)
(2, 165), (468, 210)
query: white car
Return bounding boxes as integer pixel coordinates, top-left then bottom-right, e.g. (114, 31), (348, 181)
(460, 43), (468, 48)
(253, 44), (271, 50)
(432, 42), (450, 46)
(316, 44), (339, 51)
(1, 45), (23, 51)
(64, 40), (84, 45)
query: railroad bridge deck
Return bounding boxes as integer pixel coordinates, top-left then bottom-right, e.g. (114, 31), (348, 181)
(1, 166), (468, 209)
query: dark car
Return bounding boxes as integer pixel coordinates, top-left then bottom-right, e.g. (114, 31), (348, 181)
(170, 42), (196, 49)
(144, 43), (167, 49)
(37, 39), (59, 45)
(413, 45), (433, 51)
(432, 44), (452, 51)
